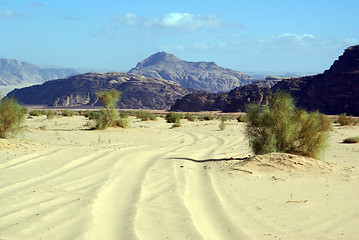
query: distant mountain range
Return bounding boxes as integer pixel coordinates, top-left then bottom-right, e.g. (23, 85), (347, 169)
(0, 58), (78, 86)
(129, 52), (253, 93)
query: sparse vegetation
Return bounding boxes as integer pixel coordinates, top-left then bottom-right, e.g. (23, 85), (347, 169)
(199, 114), (214, 121)
(343, 136), (359, 144)
(337, 113), (357, 126)
(171, 123), (182, 128)
(131, 110), (157, 121)
(0, 98), (27, 138)
(245, 92), (332, 159)
(184, 113), (196, 122)
(219, 120), (226, 131)
(46, 110), (56, 119)
(62, 109), (74, 117)
(165, 112), (181, 124)
(237, 114), (247, 122)
(29, 109), (43, 116)
(95, 89), (128, 129)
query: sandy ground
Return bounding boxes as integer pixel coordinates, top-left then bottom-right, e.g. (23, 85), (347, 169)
(0, 115), (358, 240)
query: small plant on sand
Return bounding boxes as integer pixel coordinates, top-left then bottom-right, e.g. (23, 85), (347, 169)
(171, 122), (182, 128)
(245, 92), (332, 159)
(184, 113), (196, 122)
(343, 136), (359, 144)
(0, 98), (27, 138)
(219, 116), (228, 131)
(199, 114), (214, 121)
(165, 112), (181, 124)
(29, 109), (42, 116)
(131, 110), (157, 121)
(62, 109), (74, 117)
(337, 113), (357, 126)
(95, 89), (128, 129)
(46, 110), (56, 119)
(237, 114), (247, 122)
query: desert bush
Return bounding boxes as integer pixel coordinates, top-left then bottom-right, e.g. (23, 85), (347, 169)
(131, 110), (157, 121)
(237, 114), (247, 122)
(84, 110), (99, 119)
(184, 113), (196, 122)
(171, 123), (182, 128)
(199, 114), (214, 121)
(29, 109), (42, 116)
(245, 92), (332, 159)
(337, 113), (357, 126)
(219, 120), (226, 131)
(343, 136), (359, 144)
(46, 110), (56, 119)
(165, 112), (181, 123)
(95, 89), (128, 129)
(0, 98), (27, 138)
(62, 109), (74, 117)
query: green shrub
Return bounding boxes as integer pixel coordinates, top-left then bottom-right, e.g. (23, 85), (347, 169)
(165, 112), (181, 123)
(46, 110), (56, 119)
(62, 109), (74, 117)
(29, 109), (42, 116)
(237, 114), (247, 122)
(337, 113), (357, 126)
(184, 113), (196, 122)
(343, 136), (359, 144)
(0, 98), (27, 138)
(84, 110), (99, 120)
(245, 92), (332, 159)
(95, 89), (128, 129)
(131, 110), (157, 121)
(199, 114), (214, 121)
(219, 120), (226, 131)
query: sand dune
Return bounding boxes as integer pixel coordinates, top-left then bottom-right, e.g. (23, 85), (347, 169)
(0, 115), (358, 240)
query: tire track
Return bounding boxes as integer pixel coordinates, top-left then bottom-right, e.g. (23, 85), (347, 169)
(84, 149), (163, 240)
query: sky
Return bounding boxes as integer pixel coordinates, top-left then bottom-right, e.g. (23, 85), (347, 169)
(0, 0), (358, 74)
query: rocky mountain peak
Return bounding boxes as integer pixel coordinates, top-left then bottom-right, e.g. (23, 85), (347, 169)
(129, 52), (253, 92)
(325, 44), (359, 74)
(135, 51), (182, 68)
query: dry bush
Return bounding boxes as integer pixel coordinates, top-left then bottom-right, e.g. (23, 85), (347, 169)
(0, 98), (27, 138)
(337, 113), (357, 126)
(246, 92), (331, 159)
(165, 112), (181, 123)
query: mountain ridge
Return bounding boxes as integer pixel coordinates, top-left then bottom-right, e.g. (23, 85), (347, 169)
(129, 52), (253, 93)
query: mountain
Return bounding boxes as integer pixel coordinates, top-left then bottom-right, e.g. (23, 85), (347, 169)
(128, 52), (253, 93)
(171, 45), (359, 116)
(0, 58), (78, 86)
(6, 72), (190, 110)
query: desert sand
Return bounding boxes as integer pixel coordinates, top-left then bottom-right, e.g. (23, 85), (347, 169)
(0, 115), (358, 240)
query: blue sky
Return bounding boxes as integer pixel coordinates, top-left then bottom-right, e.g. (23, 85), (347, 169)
(0, 0), (358, 73)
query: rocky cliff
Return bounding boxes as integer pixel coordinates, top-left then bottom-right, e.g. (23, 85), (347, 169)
(171, 45), (359, 115)
(0, 58), (77, 86)
(7, 72), (190, 110)
(129, 52), (253, 93)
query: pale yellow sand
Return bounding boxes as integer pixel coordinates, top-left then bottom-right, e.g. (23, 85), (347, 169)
(0, 115), (358, 240)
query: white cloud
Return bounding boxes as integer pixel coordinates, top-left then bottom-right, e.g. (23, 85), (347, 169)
(272, 33), (315, 41)
(27, 2), (45, 7)
(110, 13), (224, 31)
(0, 9), (26, 18)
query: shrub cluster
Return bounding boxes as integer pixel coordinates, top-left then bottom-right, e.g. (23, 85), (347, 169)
(245, 92), (332, 159)
(0, 98), (27, 138)
(337, 113), (357, 126)
(199, 114), (214, 121)
(131, 110), (157, 121)
(165, 112), (181, 123)
(62, 109), (74, 117)
(184, 113), (196, 122)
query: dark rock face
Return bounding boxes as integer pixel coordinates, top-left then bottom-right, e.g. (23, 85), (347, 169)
(0, 58), (77, 86)
(7, 72), (190, 110)
(273, 45), (359, 115)
(170, 84), (270, 112)
(171, 45), (359, 115)
(129, 52), (253, 93)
